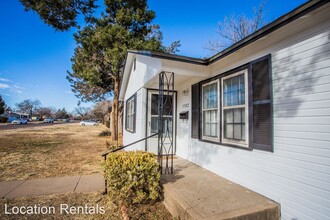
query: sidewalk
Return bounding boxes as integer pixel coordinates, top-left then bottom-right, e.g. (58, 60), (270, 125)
(0, 174), (104, 199)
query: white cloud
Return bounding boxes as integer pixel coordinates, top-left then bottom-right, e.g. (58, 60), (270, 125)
(13, 84), (25, 90)
(0, 77), (11, 82)
(0, 83), (10, 89)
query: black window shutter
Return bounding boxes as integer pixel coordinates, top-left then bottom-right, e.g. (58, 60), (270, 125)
(250, 55), (273, 152)
(191, 83), (200, 139)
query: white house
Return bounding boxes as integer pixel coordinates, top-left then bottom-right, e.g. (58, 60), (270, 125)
(0, 111), (30, 122)
(119, 1), (330, 219)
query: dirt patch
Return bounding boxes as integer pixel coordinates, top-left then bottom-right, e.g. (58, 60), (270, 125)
(0, 124), (109, 181)
(0, 193), (172, 220)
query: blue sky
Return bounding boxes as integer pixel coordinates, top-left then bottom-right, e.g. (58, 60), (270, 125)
(0, 0), (307, 112)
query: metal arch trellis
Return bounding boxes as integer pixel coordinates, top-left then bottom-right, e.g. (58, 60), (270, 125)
(158, 71), (174, 175)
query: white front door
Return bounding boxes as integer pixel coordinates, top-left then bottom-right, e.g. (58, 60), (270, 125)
(147, 91), (176, 155)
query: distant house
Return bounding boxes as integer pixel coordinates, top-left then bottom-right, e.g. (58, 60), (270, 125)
(31, 115), (41, 121)
(0, 112), (30, 122)
(119, 1), (330, 219)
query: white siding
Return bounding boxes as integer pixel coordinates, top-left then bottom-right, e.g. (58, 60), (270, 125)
(124, 56), (162, 100)
(175, 4), (330, 220)
(123, 88), (146, 151)
(123, 55), (161, 150)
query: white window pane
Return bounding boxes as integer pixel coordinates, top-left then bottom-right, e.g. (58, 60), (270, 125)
(211, 124), (217, 137)
(128, 115), (131, 130)
(203, 111), (208, 123)
(240, 90), (245, 105)
(211, 110), (217, 122)
(223, 74), (245, 107)
(232, 92), (238, 105)
(203, 123), (209, 136)
(203, 83), (218, 109)
(151, 117), (158, 133)
(232, 77), (238, 92)
(127, 102), (131, 114)
(130, 116), (133, 130)
(234, 125), (241, 140)
(239, 75), (245, 105)
(242, 126), (245, 141)
(225, 124), (233, 139)
(242, 109), (245, 123)
(225, 109), (233, 123)
(234, 109), (241, 123)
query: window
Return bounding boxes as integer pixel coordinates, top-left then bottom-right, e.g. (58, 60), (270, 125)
(202, 80), (219, 141)
(125, 94), (136, 133)
(150, 94), (173, 135)
(222, 70), (248, 146)
(191, 55), (272, 151)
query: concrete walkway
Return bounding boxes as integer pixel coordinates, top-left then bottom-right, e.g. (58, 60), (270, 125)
(162, 158), (280, 220)
(0, 174), (104, 199)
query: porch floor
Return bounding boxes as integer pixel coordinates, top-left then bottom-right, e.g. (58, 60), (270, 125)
(161, 157), (280, 220)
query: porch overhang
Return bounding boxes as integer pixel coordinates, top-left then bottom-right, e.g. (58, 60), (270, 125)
(119, 50), (210, 101)
(144, 71), (207, 91)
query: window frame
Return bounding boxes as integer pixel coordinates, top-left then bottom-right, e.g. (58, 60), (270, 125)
(201, 79), (220, 142)
(221, 69), (249, 148)
(195, 55), (272, 151)
(125, 93), (136, 133)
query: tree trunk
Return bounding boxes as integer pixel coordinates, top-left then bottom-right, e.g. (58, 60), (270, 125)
(118, 101), (123, 143)
(110, 79), (119, 141)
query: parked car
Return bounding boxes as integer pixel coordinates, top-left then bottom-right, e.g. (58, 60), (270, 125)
(43, 118), (54, 123)
(11, 119), (28, 124)
(80, 120), (99, 126)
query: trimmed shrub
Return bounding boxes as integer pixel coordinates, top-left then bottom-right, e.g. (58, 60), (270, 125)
(103, 151), (160, 205)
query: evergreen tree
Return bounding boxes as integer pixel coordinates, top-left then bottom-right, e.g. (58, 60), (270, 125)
(67, 0), (180, 140)
(0, 95), (6, 114)
(19, 0), (96, 31)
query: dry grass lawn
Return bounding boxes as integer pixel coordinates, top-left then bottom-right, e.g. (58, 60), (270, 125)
(0, 193), (172, 220)
(0, 123), (111, 181)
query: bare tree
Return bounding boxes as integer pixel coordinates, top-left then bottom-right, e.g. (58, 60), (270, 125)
(92, 100), (112, 123)
(15, 99), (41, 117)
(37, 107), (56, 118)
(73, 106), (90, 120)
(205, 2), (266, 55)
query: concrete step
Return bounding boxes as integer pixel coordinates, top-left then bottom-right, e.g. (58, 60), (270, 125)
(161, 158), (280, 220)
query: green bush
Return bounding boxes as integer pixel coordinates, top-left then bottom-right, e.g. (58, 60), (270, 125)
(0, 116), (8, 123)
(103, 151), (160, 205)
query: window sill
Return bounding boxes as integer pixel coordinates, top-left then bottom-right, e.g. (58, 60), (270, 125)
(125, 129), (135, 134)
(222, 139), (248, 148)
(198, 138), (252, 151)
(201, 136), (220, 143)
